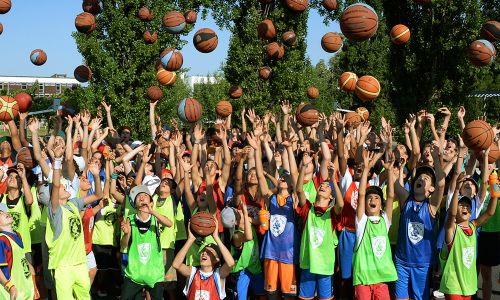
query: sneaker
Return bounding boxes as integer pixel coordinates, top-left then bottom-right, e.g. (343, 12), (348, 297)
(433, 290), (445, 299)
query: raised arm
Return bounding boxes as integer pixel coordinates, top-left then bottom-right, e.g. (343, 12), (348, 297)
(357, 151), (374, 222)
(318, 116), (332, 181)
(297, 153), (313, 207)
(406, 114), (420, 172)
(64, 116), (76, 180)
(190, 124), (204, 189)
(445, 172), (464, 244)
(217, 126), (231, 190)
(18, 112), (30, 147)
(101, 99), (114, 130)
(248, 133), (272, 201)
(50, 142), (66, 212)
(28, 118), (51, 178)
(478, 147), (492, 206)
(149, 101), (158, 139)
(457, 106), (466, 131)
(83, 162), (103, 205)
(6, 120), (22, 151)
(17, 163), (33, 206)
(212, 222), (235, 278)
(335, 115), (347, 176)
(382, 152), (396, 222)
(329, 163), (344, 215)
(429, 144), (447, 215)
(172, 225), (195, 277)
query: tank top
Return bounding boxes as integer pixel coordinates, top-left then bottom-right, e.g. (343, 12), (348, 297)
(92, 199), (119, 246)
(186, 207), (216, 266)
(337, 181), (365, 232)
(261, 194), (298, 264)
(121, 195), (137, 253)
(395, 197), (437, 267)
(303, 179), (317, 203)
(231, 227), (262, 274)
(153, 194), (176, 249)
(29, 186), (46, 245)
(82, 207), (95, 255)
(0, 233), (34, 300)
(186, 269), (221, 300)
(2, 194), (31, 253)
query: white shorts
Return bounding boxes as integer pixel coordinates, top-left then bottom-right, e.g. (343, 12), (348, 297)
(87, 251), (97, 270)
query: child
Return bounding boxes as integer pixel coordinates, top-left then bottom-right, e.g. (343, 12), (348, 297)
(353, 151), (398, 299)
(173, 220), (235, 300)
(440, 172), (499, 299)
(0, 202), (35, 300)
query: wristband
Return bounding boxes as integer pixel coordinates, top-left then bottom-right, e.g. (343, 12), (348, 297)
(111, 173), (119, 179)
(4, 280), (13, 292)
(53, 158), (63, 170)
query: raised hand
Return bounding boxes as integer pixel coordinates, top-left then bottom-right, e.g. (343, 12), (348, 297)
(457, 106), (466, 120)
(359, 121), (371, 138)
(193, 123), (204, 142)
(88, 161), (100, 175)
(121, 219), (131, 235)
(438, 107), (451, 117)
(101, 98), (111, 112)
(280, 100), (291, 115)
(246, 132), (259, 150)
(17, 163), (26, 178)
(417, 110), (426, 124)
(301, 152), (313, 167)
(381, 151), (395, 170)
(28, 117), (40, 133)
(81, 109), (91, 126)
(52, 141), (65, 158)
(246, 108), (257, 124)
(19, 111), (28, 120)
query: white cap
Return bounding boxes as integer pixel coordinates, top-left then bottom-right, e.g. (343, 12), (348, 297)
(131, 141), (143, 149)
(129, 185), (151, 208)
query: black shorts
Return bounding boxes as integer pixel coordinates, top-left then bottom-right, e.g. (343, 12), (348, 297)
(31, 243), (43, 271)
(478, 231), (500, 267)
(92, 244), (119, 270)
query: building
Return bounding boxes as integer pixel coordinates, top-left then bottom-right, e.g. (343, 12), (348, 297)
(182, 74), (219, 90)
(0, 74), (81, 96)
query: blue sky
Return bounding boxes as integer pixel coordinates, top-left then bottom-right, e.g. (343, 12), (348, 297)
(0, 2), (340, 77)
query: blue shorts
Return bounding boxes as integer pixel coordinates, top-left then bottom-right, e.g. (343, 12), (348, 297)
(233, 269), (265, 299)
(299, 269), (333, 300)
(338, 229), (356, 279)
(394, 261), (431, 300)
(121, 253), (128, 275)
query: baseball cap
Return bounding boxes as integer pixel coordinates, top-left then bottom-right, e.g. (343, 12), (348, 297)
(463, 177), (479, 193)
(458, 196), (472, 208)
(129, 185), (151, 208)
(220, 207), (237, 229)
(413, 166), (437, 186)
(0, 203), (8, 213)
(366, 186), (385, 203)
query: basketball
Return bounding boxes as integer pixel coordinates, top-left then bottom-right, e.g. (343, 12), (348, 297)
(30, 49), (47, 66)
(16, 147), (36, 170)
(322, 0), (337, 11)
(390, 24), (410, 45)
(74, 65), (92, 83)
(356, 107), (369, 121)
(285, 0), (308, 12)
(14, 92), (32, 113)
(468, 40), (496, 67)
(0, 22), (3, 35)
(355, 75), (380, 101)
(480, 20), (499, 42)
(190, 211), (216, 237)
(476, 142), (500, 164)
(258, 19), (276, 40)
(338, 72), (358, 92)
(178, 98), (203, 123)
(259, 66), (272, 79)
(160, 48), (183, 71)
(321, 32), (343, 53)
(340, 3), (378, 41)
(138, 7), (152, 21)
(193, 28), (218, 53)
(282, 31), (298, 47)
(461, 120), (495, 151)
(146, 86), (163, 102)
(229, 86), (243, 99)
(82, 0), (101, 15)
(184, 10), (197, 24)
(345, 111), (362, 128)
(75, 12), (96, 34)
(266, 42), (284, 60)
(0, 0), (11, 14)
(143, 30), (158, 44)
(307, 86), (319, 99)
(0, 96), (19, 122)
(216, 100), (233, 117)
(156, 69), (177, 86)
(296, 103), (319, 127)
(162, 11), (186, 34)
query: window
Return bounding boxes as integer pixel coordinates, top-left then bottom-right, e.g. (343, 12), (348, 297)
(21, 83), (27, 89)
(38, 83), (44, 95)
(56, 84), (61, 94)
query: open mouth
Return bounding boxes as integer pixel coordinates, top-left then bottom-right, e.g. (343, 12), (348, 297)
(369, 203), (376, 209)
(416, 182), (422, 188)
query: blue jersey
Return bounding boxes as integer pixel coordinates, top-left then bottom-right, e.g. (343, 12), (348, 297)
(395, 196), (437, 267)
(261, 194), (298, 264)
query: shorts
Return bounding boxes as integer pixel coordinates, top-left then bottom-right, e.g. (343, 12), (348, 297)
(87, 251), (97, 270)
(163, 249), (177, 287)
(478, 231), (500, 267)
(93, 244), (119, 270)
(355, 283), (390, 300)
(31, 243), (43, 273)
(394, 261), (431, 300)
(299, 269), (333, 300)
(232, 269), (265, 300)
(338, 229), (356, 279)
(263, 259), (297, 296)
(41, 239), (55, 289)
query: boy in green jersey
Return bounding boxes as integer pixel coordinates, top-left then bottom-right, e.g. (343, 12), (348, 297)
(353, 151), (397, 299)
(440, 171), (499, 299)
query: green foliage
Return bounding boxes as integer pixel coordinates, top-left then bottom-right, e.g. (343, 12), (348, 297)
(192, 73), (230, 122)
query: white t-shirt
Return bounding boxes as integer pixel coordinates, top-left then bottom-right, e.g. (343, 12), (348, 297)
(355, 212), (391, 248)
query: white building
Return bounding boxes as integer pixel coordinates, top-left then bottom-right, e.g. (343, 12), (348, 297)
(0, 74), (81, 96)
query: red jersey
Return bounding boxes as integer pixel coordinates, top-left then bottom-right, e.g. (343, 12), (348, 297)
(81, 207), (95, 255)
(186, 269), (221, 300)
(240, 189), (265, 235)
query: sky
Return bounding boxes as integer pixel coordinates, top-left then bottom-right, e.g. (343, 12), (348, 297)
(0, 1), (340, 77)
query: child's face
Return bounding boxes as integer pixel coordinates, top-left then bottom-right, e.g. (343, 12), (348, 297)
(200, 246), (219, 268)
(366, 193), (382, 216)
(0, 211), (13, 227)
(317, 182), (332, 200)
(59, 185), (71, 201)
(456, 201), (472, 223)
(413, 173), (435, 197)
(197, 191), (208, 209)
(135, 192), (152, 209)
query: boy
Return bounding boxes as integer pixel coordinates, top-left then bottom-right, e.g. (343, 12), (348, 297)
(173, 220), (234, 300)
(440, 172), (499, 299)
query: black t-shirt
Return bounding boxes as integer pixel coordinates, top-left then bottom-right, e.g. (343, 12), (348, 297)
(134, 215), (151, 234)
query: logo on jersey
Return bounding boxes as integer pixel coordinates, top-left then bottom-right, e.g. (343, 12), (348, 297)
(310, 227), (325, 249)
(10, 212), (20, 231)
(270, 215), (287, 237)
(194, 290), (210, 300)
(351, 190), (359, 209)
(372, 236), (386, 259)
(408, 222), (424, 245)
(21, 257), (30, 279)
(69, 215), (82, 240)
(138, 243), (152, 265)
(104, 212), (118, 225)
(462, 247), (474, 269)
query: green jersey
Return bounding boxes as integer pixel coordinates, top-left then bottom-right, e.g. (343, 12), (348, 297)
(153, 195), (176, 249)
(231, 227), (262, 274)
(0, 233), (34, 300)
(29, 186), (46, 245)
(303, 179), (317, 203)
(93, 199), (119, 246)
(2, 194), (31, 253)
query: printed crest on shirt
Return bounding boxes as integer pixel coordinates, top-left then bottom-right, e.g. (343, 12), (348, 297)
(407, 222), (424, 245)
(462, 246), (474, 269)
(10, 212), (20, 231)
(270, 214), (287, 237)
(310, 227), (325, 249)
(21, 257), (30, 279)
(138, 243), (151, 265)
(194, 289), (210, 300)
(69, 215), (82, 240)
(371, 236), (386, 259)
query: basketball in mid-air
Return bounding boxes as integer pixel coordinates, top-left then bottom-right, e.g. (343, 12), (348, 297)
(0, 96), (19, 122)
(162, 11), (186, 34)
(14, 92), (32, 113)
(390, 24), (410, 45)
(74, 65), (92, 83)
(321, 32), (343, 53)
(296, 103), (319, 127)
(461, 120), (495, 151)
(178, 98), (203, 123)
(160, 48), (183, 71)
(340, 3), (378, 41)
(338, 72), (358, 92)
(75, 12), (96, 34)
(193, 28), (218, 53)
(30, 49), (47, 66)
(216, 101), (233, 118)
(468, 40), (496, 67)
(355, 75), (380, 101)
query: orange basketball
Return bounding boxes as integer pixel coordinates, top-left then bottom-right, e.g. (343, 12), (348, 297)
(16, 147), (36, 170)
(340, 3), (378, 41)
(75, 12), (96, 34)
(285, 0), (308, 12)
(14, 92), (32, 113)
(296, 103), (319, 127)
(0, 22), (3, 35)
(321, 32), (343, 53)
(345, 111), (362, 128)
(156, 69), (176, 86)
(258, 19), (276, 40)
(162, 11), (186, 34)
(476, 142), (500, 164)
(355, 75), (380, 101)
(0, 96), (19, 122)
(480, 20), (499, 42)
(138, 7), (152, 21)
(0, 0), (11, 14)
(143, 30), (158, 44)
(282, 31), (297, 47)
(30, 49), (47, 66)
(390, 24), (410, 45)
(338, 72), (358, 92)
(190, 211), (216, 237)
(184, 10), (197, 24)
(355, 107), (369, 121)
(216, 100), (233, 117)
(160, 48), (183, 71)
(147, 86), (163, 102)
(266, 42), (284, 60)
(259, 66), (272, 79)
(193, 28), (218, 53)
(74, 65), (92, 83)
(322, 0), (337, 11)
(178, 98), (203, 123)
(461, 120), (495, 151)
(307, 87), (319, 99)
(468, 40), (496, 67)
(229, 86), (243, 99)
(82, 0), (102, 15)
